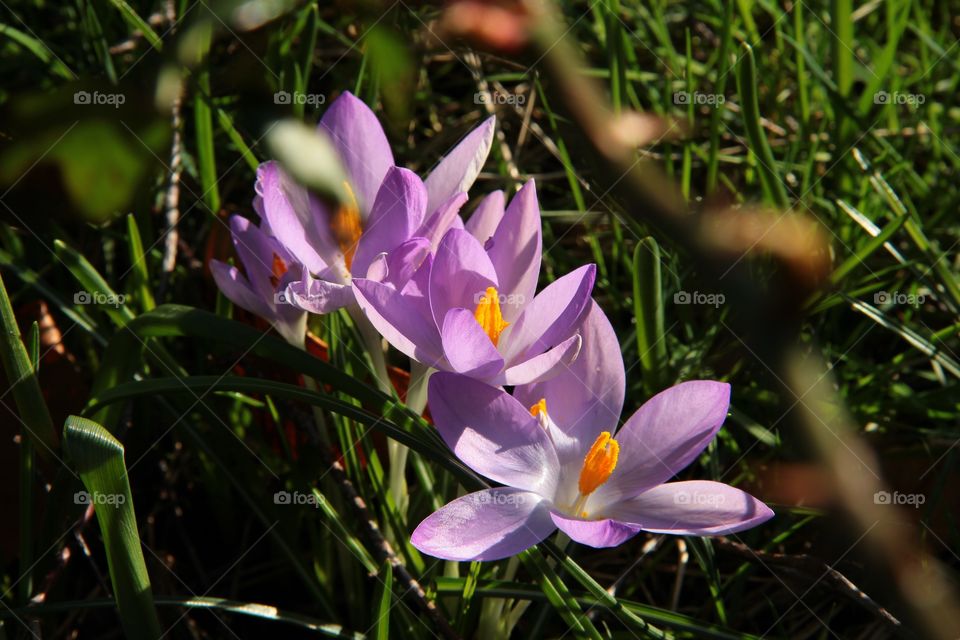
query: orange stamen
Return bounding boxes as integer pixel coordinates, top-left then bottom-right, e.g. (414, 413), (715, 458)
(578, 432), (619, 496)
(330, 181), (363, 272)
(473, 286), (510, 346)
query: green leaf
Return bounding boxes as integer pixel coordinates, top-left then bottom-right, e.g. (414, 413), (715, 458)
(633, 237), (668, 394)
(126, 214), (156, 312)
(372, 561), (393, 640)
(0, 273), (58, 457)
(106, 0), (162, 50)
(62, 416), (161, 639)
(736, 43), (790, 209)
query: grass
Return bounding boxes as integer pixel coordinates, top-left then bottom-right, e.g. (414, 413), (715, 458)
(0, 0), (959, 638)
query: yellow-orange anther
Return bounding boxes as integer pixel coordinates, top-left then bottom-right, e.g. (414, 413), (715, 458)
(578, 432), (619, 496)
(529, 398), (547, 418)
(330, 181), (363, 271)
(270, 253), (289, 288)
(473, 286), (509, 346)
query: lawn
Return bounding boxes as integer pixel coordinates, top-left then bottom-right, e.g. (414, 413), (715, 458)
(0, 0), (958, 638)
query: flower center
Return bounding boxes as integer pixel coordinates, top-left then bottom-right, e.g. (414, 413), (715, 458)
(529, 398), (549, 429)
(329, 181), (363, 272)
(572, 431), (619, 517)
(270, 252), (288, 288)
(473, 286), (509, 346)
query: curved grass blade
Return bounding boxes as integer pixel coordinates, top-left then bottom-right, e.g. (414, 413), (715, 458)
(83, 375), (479, 488)
(62, 415), (161, 639)
(736, 43), (790, 209)
(5, 597), (364, 638)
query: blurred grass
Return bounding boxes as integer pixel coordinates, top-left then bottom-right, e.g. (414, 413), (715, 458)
(0, 0), (958, 638)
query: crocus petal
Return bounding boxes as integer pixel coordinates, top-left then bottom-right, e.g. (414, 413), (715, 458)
(486, 181), (542, 322)
(284, 269), (355, 314)
(353, 273), (446, 368)
(319, 92), (394, 214)
(604, 481), (774, 535)
(351, 167), (427, 278)
(595, 381), (732, 505)
(424, 116), (496, 215)
(495, 333), (581, 386)
(429, 228), (499, 326)
(210, 260), (272, 320)
(255, 162), (327, 273)
(549, 512), (641, 548)
(441, 308), (505, 379)
(429, 373), (560, 493)
(411, 488), (555, 561)
(228, 215), (286, 302)
(465, 190), (505, 244)
(499, 264), (596, 365)
(513, 300), (625, 466)
(365, 237), (430, 287)
(416, 192), (469, 253)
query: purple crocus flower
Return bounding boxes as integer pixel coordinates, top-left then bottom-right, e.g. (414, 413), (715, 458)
(410, 303), (773, 560)
(257, 91), (495, 314)
(352, 180), (596, 385)
(209, 211), (307, 348)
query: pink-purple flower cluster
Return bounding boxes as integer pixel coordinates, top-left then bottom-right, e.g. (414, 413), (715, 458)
(211, 92), (773, 562)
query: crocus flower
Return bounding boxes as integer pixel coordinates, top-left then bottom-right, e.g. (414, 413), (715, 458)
(411, 303), (773, 560)
(256, 91), (495, 314)
(209, 213), (307, 347)
(352, 180), (596, 385)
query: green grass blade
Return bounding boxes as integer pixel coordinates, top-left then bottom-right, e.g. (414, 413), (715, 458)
(0, 22), (74, 79)
(0, 273), (58, 456)
(736, 43), (790, 209)
(126, 214), (156, 312)
(62, 416), (161, 639)
(107, 0), (162, 50)
(372, 561), (393, 640)
(633, 238), (668, 394)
